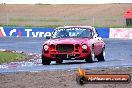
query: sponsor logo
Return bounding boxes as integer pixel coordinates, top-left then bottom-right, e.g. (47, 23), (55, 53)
(0, 27), (6, 37)
(25, 29), (52, 37)
(9, 29), (22, 37)
(76, 66), (131, 85)
(9, 28), (52, 37)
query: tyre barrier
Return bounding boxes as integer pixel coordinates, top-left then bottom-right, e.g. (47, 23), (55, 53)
(126, 19), (132, 26)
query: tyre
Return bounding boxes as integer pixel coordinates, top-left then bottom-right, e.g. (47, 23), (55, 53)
(56, 59), (63, 64)
(126, 19), (132, 26)
(85, 50), (95, 63)
(42, 55), (51, 65)
(126, 19), (129, 26)
(130, 19), (132, 26)
(97, 48), (105, 62)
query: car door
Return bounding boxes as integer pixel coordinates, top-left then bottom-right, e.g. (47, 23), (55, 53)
(93, 34), (103, 56)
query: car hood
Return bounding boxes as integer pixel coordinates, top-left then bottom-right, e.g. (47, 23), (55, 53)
(44, 38), (91, 45)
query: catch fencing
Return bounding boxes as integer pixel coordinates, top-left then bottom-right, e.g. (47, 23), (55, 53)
(0, 14), (126, 27)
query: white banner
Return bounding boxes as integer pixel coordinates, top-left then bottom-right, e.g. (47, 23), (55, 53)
(109, 28), (132, 39)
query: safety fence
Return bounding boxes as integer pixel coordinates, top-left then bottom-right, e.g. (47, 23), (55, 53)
(0, 15), (126, 27)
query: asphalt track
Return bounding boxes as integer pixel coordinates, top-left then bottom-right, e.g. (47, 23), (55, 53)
(0, 37), (132, 73)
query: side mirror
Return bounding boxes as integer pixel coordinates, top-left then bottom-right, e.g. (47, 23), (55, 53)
(97, 33), (99, 37)
(93, 33), (99, 38)
(46, 36), (51, 39)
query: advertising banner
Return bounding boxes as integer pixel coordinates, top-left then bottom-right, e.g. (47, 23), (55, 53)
(2, 27), (54, 37)
(0, 27), (110, 38)
(96, 28), (110, 38)
(109, 28), (132, 39)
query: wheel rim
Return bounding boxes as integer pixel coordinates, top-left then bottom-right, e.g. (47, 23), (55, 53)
(103, 49), (105, 59)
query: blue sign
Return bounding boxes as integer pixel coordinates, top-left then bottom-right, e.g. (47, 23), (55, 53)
(3, 27), (54, 37)
(96, 28), (110, 38)
(1, 27), (110, 38)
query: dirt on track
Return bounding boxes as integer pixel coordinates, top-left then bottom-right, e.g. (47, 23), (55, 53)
(0, 67), (132, 88)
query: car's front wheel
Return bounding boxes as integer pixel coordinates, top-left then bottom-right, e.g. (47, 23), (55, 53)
(85, 51), (95, 63)
(42, 55), (51, 65)
(56, 59), (63, 64)
(97, 48), (105, 62)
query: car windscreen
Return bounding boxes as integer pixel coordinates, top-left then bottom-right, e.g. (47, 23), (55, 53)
(52, 28), (93, 38)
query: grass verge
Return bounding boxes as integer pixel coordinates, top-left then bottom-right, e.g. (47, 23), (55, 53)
(0, 51), (28, 64)
(0, 24), (60, 28)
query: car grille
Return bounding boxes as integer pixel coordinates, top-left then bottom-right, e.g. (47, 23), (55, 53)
(56, 54), (67, 58)
(56, 44), (74, 52)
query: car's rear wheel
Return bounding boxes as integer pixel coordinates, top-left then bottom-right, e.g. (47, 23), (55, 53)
(42, 55), (51, 65)
(56, 59), (63, 64)
(97, 48), (105, 62)
(85, 50), (95, 63)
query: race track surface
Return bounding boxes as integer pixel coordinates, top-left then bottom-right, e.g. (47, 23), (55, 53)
(0, 37), (132, 73)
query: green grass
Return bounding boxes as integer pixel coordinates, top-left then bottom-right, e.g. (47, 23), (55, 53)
(0, 51), (28, 64)
(10, 18), (62, 22)
(10, 18), (88, 22)
(94, 25), (132, 28)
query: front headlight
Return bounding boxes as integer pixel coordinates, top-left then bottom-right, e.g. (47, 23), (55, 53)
(82, 44), (87, 50)
(43, 45), (49, 51)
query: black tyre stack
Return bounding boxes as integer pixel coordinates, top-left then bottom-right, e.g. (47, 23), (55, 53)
(126, 18), (132, 26)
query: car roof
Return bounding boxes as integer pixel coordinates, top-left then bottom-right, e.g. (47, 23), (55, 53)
(56, 26), (96, 33)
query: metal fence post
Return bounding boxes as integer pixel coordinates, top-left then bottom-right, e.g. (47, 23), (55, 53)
(92, 16), (95, 26)
(64, 16), (66, 26)
(6, 14), (9, 25)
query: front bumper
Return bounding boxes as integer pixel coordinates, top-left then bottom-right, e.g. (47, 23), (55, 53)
(42, 50), (91, 60)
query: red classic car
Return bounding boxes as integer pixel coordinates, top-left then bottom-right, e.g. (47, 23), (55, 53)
(42, 26), (105, 65)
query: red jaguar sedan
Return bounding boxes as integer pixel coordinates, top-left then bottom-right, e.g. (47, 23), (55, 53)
(42, 26), (105, 65)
